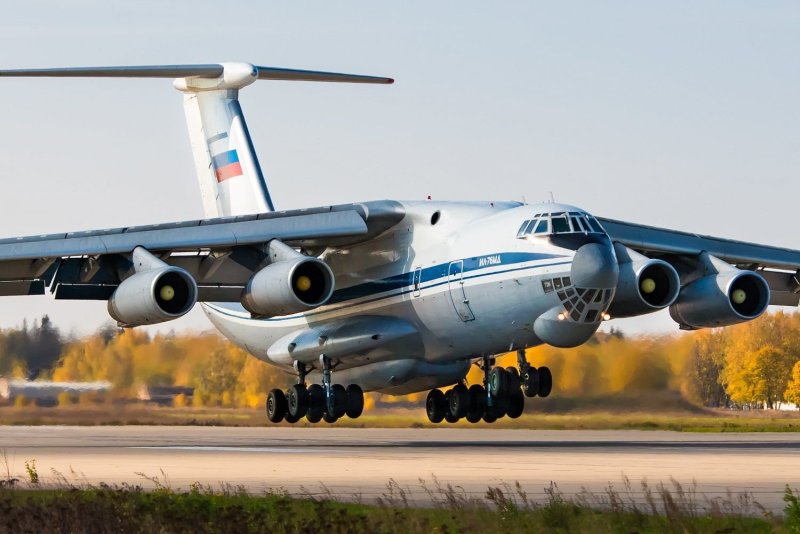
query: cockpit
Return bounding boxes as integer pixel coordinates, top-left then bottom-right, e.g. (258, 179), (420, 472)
(516, 211), (605, 239)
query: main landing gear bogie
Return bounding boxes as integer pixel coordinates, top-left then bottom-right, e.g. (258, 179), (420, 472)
(265, 356), (365, 425)
(425, 350), (553, 424)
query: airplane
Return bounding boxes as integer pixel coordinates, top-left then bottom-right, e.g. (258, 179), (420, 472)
(0, 62), (798, 425)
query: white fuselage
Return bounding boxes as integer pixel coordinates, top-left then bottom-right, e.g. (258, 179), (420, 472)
(203, 200), (610, 394)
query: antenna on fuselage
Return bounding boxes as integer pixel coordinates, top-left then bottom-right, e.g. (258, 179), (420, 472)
(548, 191), (555, 203)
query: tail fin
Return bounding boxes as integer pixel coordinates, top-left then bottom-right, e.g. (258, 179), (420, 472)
(0, 62), (393, 218)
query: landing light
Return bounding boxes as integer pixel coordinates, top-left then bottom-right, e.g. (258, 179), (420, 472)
(159, 285), (175, 301)
(602, 313), (612, 321)
(557, 312), (567, 321)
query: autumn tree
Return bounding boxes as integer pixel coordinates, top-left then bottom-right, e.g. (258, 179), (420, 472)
(784, 361), (800, 408)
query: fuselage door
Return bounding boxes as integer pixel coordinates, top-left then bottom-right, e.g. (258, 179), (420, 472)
(447, 260), (475, 322)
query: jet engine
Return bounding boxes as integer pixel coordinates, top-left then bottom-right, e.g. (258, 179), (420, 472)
(608, 249), (681, 318)
(108, 266), (198, 327)
(669, 269), (770, 329)
(242, 256), (335, 317)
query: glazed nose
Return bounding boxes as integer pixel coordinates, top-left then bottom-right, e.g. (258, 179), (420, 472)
(571, 242), (618, 289)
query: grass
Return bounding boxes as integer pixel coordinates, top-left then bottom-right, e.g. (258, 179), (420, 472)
(0, 401), (798, 432)
(0, 472), (797, 533)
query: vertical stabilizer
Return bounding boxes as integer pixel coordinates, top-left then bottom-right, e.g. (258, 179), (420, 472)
(176, 63), (273, 217)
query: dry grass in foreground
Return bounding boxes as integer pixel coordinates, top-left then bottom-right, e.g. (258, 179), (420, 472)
(0, 465), (798, 533)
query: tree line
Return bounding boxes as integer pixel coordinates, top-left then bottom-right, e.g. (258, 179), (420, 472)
(0, 312), (798, 409)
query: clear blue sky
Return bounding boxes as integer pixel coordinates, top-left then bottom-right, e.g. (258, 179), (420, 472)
(0, 1), (797, 336)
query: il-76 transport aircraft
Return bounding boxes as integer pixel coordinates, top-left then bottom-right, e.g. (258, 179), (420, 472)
(1, 62), (798, 424)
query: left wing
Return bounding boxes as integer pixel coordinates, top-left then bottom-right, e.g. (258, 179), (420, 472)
(598, 216), (800, 306)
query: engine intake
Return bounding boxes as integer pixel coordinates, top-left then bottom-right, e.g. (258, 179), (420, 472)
(669, 270), (770, 329)
(242, 256), (334, 317)
(608, 257), (681, 318)
(108, 266), (198, 327)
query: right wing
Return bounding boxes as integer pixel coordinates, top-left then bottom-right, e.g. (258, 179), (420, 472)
(0, 201), (404, 302)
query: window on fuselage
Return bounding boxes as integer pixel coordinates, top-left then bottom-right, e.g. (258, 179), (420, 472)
(516, 220), (530, 238)
(534, 218), (549, 234)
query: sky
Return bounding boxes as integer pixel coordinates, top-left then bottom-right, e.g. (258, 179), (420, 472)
(0, 1), (797, 337)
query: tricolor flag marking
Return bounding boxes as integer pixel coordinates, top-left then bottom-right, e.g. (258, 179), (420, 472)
(212, 149), (243, 183)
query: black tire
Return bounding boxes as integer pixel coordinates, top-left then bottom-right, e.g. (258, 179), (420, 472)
(449, 384), (470, 419)
(306, 384), (324, 423)
(322, 412), (338, 424)
(444, 393), (459, 423)
(489, 367), (508, 397)
(287, 384), (309, 419)
(285, 412), (301, 424)
(345, 384), (364, 419)
(266, 389), (287, 423)
(482, 410), (498, 423)
(467, 384), (486, 422)
(506, 367), (521, 391)
(426, 389), (446, 423)
(331, 384), (348, 418)
(507, 391), (525, 419)
(522, 367), (539, 398)
(538, 366), (553, 398)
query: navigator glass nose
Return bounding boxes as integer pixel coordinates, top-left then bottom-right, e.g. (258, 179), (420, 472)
(570, 242), (619, 289)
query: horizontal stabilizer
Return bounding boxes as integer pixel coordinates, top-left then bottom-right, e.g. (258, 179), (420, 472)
(0, 63), (394, 84)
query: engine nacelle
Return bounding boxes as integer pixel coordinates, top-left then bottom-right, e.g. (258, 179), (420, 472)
(242, 257), (335, 317)
(108, 266), (198, 327)
(669, 270), (770, 329)
(608, 258), (681, 318)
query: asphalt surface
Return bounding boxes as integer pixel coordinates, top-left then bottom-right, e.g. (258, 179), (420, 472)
(0, 426), (797, 511)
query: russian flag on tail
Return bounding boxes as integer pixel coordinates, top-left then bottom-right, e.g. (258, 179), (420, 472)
(212, 149), (243, 182)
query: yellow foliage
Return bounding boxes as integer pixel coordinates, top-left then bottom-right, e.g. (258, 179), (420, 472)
(783, 361), (800, 407)
(56, 391), (72, 407)
(173, 393), (188, 408)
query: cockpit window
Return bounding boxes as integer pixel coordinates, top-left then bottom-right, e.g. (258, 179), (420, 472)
(517, 211), (604, 238)
(551, 214), (570, 234)
(586, 216), (603, 233)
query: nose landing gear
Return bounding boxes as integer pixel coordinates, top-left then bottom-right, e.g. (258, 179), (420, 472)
(265, 355), (365, 424)
(425, 349), (552, 424)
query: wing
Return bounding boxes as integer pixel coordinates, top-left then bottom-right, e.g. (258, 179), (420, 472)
(598, 217), (800, 306)
(0, 201), (404, 301)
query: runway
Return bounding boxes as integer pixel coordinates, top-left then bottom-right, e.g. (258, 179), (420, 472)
(0, 426), (797, 512)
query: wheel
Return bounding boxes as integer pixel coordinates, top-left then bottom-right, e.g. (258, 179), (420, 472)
(482, 409), (498, 423)
(506, 367), (521, 391)
(266, 389), (287, 423)
(538, 366), (553, 398)
(448, 384), (470, 419)
(507, 391), (525, 419)
(522, 367), (539, 398)
(466, 385), (485, 423)
(345, 384), (364, 419)
(284, 412), (301, 424)
(489, 367), (508, 397)
(330, 384), (348, 418)
(426, 389), (446, 423)
(286, 384), (309, 419)
(487, 396), (507, 420)
(306, 384), (324, 423)
(322, 412), (338, 423)
(443, 390), (461, 422)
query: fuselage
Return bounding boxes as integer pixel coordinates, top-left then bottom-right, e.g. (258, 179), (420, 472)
(204, 200), (618, 394)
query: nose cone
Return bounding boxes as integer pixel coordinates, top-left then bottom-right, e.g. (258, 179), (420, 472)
(571, 242), (619, 289)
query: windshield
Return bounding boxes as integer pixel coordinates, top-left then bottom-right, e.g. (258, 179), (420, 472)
(516, 212), (605, 238)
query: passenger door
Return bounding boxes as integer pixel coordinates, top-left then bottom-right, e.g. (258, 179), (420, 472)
(447, 260), (475, 322)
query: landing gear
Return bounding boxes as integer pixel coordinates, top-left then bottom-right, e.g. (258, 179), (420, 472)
(424, 350), (554, 424)
(264, 356), (366, 425)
